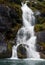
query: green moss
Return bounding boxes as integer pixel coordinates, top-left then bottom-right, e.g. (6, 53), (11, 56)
(30, 0), (45, 32)
(36, 16), (45, 24)
(31, 7), (37, 11)
(39, 42), (45, 46)
(38, 42), (45, 50)
(34, 24), (42, 32)
(34, 23), (45, 32)
(0, 0), (21, 5)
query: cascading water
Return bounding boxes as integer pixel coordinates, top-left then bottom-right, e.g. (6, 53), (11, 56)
(11, 2), (40, 59)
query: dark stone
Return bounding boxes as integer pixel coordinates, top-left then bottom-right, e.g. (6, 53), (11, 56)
(36, 31), (45, 54)
(7, 0), (21, 5)
(17, 44), (27, 59)
(41, 13), (45, 17)
(9, 8), (22, 24)
(0, 5), (11, 32)
(38, 0), (43, 2)
(36, 31), (45, 42)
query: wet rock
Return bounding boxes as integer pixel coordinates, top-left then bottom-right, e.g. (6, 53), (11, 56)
(17, 44), (27, 59)
(41, 13), (45, 17)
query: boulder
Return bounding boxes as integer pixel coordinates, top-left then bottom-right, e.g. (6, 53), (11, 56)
(17, 44), (27, 59)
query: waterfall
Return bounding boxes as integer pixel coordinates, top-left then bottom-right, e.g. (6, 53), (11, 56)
(11, 3), (40, 59)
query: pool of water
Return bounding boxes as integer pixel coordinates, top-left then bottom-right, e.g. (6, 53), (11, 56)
(0, 59), (45, 65)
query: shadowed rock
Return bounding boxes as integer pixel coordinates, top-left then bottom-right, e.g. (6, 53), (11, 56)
(17, 44), (27, 59)
(37, 31), (45, 42)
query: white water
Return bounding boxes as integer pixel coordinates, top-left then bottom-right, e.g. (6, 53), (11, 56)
(11, 3), (40, 59)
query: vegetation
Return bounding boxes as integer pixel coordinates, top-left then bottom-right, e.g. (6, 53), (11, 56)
(26, 0), (45, 32)
(34, 23), (45, 32)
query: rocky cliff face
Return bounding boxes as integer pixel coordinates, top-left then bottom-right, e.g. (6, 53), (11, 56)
(36, 31), (45, 59)
(0, 4), (22, 32)
(0, 3), (22, 58)
(36, 31), (45, 42)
